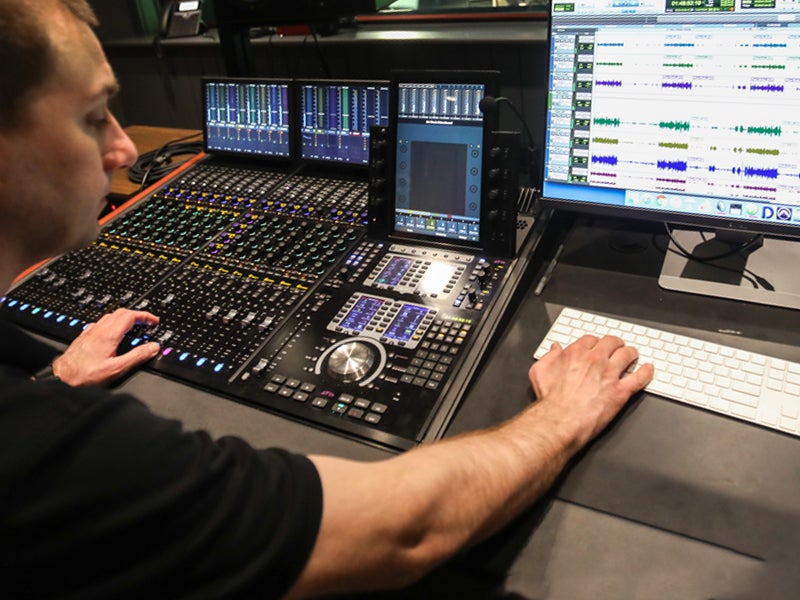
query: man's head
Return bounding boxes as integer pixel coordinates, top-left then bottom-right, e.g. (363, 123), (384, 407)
(0, 0), (137, 287)
(0, 0), (98, 131)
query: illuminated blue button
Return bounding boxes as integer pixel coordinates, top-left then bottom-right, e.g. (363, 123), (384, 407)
(131, 338), (141, 346)
(69, 318), (80, 327)
(44, 311), (53, 319)
(7, 300), (17, 307)
(56, 315), (66, 323)
(32, 307), (41, 315)
(179, 352), (190, 362)
(214, 363), (224, 373)
(196, 358), (207, 367)
(20, 303), (30, 311)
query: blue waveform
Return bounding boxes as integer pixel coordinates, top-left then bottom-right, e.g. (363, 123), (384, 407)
(662, 81), (692, 89)
(592, 155), (619, 166)
(753, 43), (787, 48)
(596, 80), (622, 87)
(744, 166), (779, 179)
(664, 43), (695, 47)
(657, 160), (687, 172)
(750, 84), (784, 92)
(597, 42), (624, 47)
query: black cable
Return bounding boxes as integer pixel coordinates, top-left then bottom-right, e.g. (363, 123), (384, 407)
(662, 224), (774, 290)
(310, 26), (331, 78)
(127, 132), (203, 191)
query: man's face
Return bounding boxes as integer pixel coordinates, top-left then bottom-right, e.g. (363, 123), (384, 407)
(0, 6), (137, 269)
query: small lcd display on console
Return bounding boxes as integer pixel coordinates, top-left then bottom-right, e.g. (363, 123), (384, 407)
(375, 256), (413, 287)
(202, 78), (292, 158)
(327, 293), (437, 350)
(386, 304), (429, 343)
(341, 296), (385, 333)
(300, 80), (390, 165)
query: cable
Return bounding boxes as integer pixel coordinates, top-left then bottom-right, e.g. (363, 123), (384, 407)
(310, 26), (331, 77)
(663, 224), (774, 290)
(127, 132), (203, 191)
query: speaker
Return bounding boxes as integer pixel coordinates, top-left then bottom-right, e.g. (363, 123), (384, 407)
(367, 125), (393, 239)
(482, 131), (520, 257)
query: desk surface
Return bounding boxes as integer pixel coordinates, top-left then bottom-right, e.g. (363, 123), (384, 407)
(110, 125), (202, 200)
(116, 214), (800, 599)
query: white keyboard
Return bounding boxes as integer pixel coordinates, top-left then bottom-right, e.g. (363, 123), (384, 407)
(533, 307), (800, 438)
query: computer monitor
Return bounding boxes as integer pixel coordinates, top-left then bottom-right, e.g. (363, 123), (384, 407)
(389, 70), (499, 247)
(542, 1), (800, 309)
(298, 79), (390, 167)
(202, 77), (293, 159)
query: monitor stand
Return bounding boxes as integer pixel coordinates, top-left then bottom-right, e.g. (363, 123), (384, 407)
(658, 227), (800, 310)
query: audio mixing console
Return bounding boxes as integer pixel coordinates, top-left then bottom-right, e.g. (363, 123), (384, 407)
(2, 68), (550, 450)
(0, 156), (543, 450)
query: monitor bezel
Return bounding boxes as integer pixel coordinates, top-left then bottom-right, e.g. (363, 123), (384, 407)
(295, 78), (391, 171)
(387, 69), (500, 250)
(201, 76), (295, 163)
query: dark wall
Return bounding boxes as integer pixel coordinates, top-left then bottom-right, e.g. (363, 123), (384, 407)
(93, 2), (550, 144)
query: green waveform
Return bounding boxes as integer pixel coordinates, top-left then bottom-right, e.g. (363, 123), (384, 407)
(596, 61), (623, 66)
(659, 120), (690, 131)
(663, 62), (693, 68)
(752, 64), (786, 70)
(659, 141), (689, 149)
(734, 124), (782, 136)
(592, 137), (619, 144)
(593, 117), (620, 126)
(746, 147), (780, 156)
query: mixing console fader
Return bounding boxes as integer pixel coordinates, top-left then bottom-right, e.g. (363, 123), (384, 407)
(1, 243), (181, 342)
(120, 263), (306, 387)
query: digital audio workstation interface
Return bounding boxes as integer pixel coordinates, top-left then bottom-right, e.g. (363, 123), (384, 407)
(545, 0), (800, 228)
(1, 74), (537, 451)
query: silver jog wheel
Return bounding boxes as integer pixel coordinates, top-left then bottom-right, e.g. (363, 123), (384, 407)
(325, 340), (376, 382)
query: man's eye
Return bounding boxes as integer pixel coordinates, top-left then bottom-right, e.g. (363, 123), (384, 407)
(88, 111), (110, 129)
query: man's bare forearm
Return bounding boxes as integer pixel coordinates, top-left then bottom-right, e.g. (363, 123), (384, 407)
(287, 336), (653, 599)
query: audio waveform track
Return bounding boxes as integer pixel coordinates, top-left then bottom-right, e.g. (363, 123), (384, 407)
(736, 125), (782, 136)
(591, 155), (619, 166)
(657, 160), (688, 172)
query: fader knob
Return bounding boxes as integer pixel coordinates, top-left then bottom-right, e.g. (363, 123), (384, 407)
(326, 341), (375, 383)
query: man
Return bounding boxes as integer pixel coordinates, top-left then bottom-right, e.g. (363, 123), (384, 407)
(0, 1), (654, 598)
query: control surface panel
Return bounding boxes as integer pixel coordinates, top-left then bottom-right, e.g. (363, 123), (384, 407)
(1, 160), (535, 450)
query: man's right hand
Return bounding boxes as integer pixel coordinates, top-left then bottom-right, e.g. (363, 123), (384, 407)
(527, 334), (655, 451)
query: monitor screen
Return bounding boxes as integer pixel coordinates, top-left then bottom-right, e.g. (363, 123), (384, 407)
(542, 1), (800, 238)
(299, 80), (390, 166)
(391, 74), (494, 245)
(202, 77), (292, 159)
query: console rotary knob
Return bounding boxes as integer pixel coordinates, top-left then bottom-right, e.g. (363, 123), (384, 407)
(326, 341), (376, 382)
